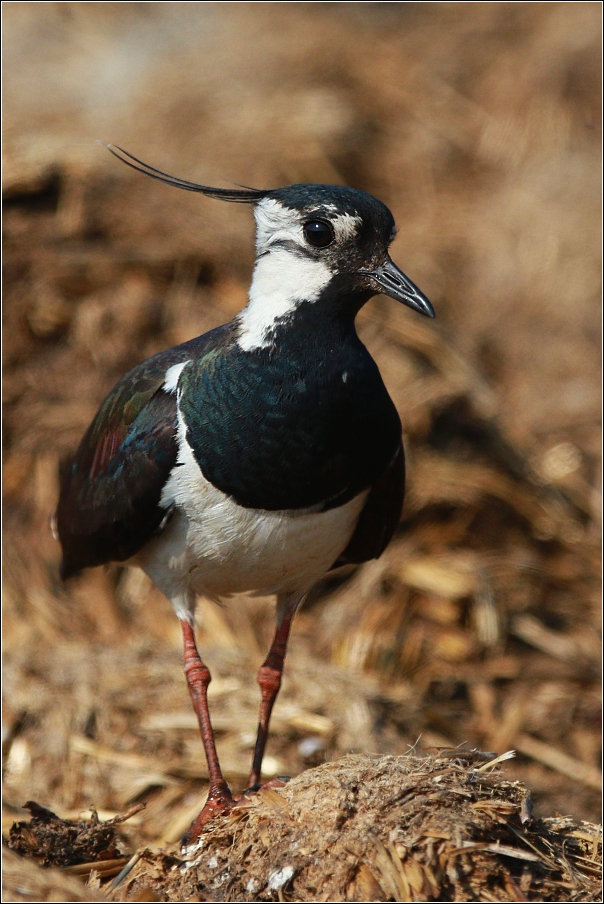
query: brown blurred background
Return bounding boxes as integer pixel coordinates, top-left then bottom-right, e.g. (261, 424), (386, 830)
(3, 2), (601, 846)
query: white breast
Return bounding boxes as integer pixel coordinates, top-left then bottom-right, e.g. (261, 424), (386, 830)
(132, 403), (367, 620)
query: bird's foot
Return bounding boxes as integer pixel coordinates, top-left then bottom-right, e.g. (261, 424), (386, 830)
(180, 777), (290, 849)
(181, 785), (238, 849)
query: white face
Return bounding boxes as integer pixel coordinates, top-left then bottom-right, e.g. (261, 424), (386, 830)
(236, 198), (363, 352)
(254, 197), (362, 256)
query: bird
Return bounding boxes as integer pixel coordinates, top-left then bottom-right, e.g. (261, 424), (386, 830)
(55, 145), (435, 847)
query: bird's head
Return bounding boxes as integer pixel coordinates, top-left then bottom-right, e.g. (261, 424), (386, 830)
(106, 146), (434, 350)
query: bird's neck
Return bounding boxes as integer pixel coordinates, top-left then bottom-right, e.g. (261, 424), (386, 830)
(236, 250), (370, 353)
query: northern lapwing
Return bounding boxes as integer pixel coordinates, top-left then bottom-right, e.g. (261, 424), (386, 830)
(56, 146), (435, 845)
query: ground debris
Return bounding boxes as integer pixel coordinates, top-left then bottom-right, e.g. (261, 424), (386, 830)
(3, 800), (129, 875)
(2, 847), (106, 903)
(114, 754), (601, 902)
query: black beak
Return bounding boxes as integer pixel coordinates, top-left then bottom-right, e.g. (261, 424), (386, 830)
(366, 257), (435, 318)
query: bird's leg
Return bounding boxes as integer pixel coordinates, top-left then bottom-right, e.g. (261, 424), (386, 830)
(180, 619), (233, 845)
(248, 594), (300, 789)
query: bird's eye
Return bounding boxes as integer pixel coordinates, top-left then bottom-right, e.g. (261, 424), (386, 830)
(303, 220), (334, 248)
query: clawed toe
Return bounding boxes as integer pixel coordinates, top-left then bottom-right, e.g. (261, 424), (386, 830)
(181, 777), (291, 848)
(181, 789), (236, 848)
(243, 775), (289, 796)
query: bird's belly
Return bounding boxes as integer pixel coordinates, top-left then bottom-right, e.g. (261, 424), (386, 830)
(133, 449), (368, 608)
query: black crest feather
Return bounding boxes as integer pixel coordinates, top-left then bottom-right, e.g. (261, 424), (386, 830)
(105, 144), (269, 203)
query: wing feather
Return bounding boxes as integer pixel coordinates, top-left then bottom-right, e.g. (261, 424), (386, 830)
(56, 324), (232, 578)
(333, 444), (404, 567)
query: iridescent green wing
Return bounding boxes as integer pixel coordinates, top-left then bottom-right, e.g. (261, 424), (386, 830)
(56, 324), (233, 577)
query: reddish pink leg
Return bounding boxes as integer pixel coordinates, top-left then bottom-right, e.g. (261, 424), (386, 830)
(180, 620), (233, 845)
(248, 604), (296, 789)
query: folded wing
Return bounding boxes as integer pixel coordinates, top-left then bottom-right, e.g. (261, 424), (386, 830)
(56, 325), (232, 578)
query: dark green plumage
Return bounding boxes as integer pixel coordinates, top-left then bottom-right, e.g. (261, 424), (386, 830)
(179, 306), (401, 512)
(57, 301), (404, 580)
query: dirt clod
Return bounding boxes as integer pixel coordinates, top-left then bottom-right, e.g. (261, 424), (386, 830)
(4, 801), (126, 870)
(113, 754), (601, 903)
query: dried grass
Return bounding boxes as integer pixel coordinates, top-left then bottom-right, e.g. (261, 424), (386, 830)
(3, 755), (601, 902)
